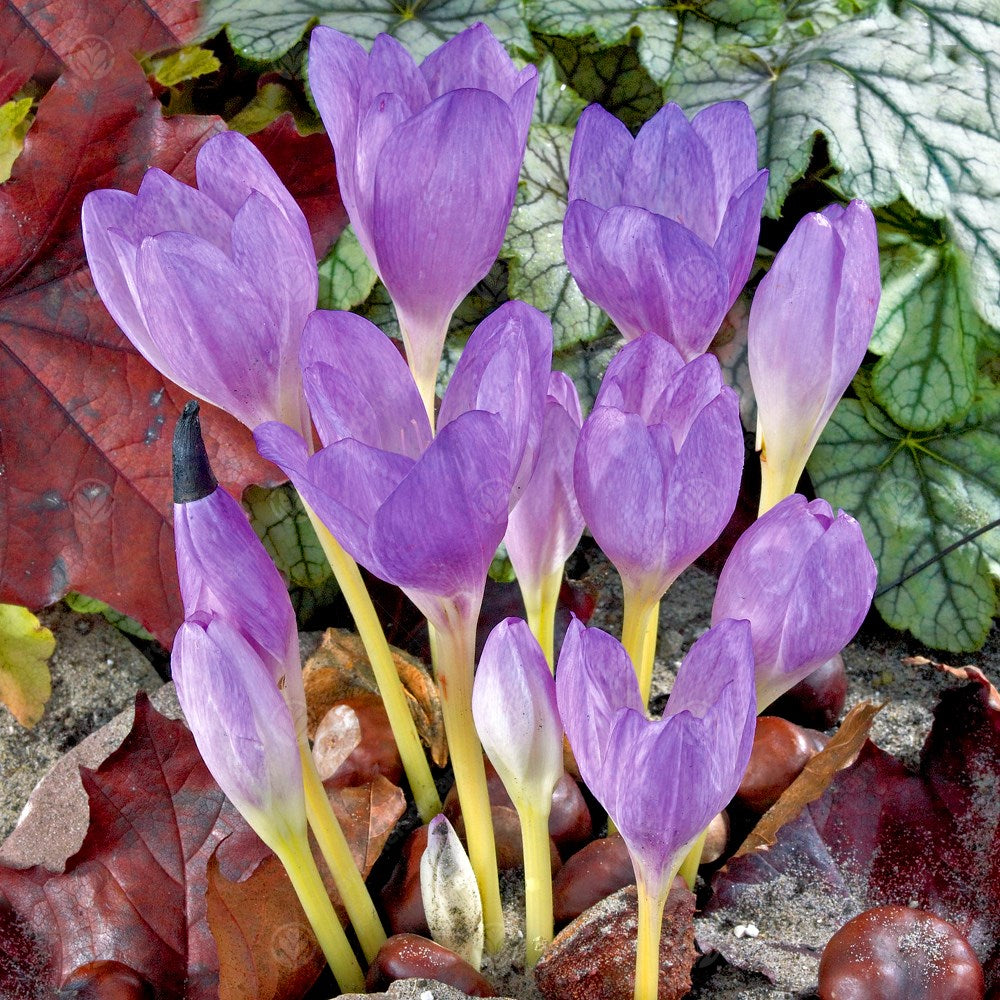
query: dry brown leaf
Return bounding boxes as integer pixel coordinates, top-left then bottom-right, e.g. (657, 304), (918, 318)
(734, 702), (883, 858)
(303, 628), (447, 765)
(902, 655), (1000, 711)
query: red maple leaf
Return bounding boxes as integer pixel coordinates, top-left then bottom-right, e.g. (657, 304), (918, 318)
(0, 3), (346, 646)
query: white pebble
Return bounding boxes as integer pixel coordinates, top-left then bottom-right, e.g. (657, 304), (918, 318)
(744, 923), (760, 938)
(420, 992), (434, 1000)
(734, 924), (747, 938)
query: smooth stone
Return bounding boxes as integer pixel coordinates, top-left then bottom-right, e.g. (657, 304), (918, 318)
(381, 824), (431, 937)
(536, 881), (696, 1000)
(366, 934), (496, 997)
(450, 804), (561, 873)
(700, 811), (730, 865)
(735, 716), (820, 814)
(552, 834), (635, 925)
(770, 654), (848, 731)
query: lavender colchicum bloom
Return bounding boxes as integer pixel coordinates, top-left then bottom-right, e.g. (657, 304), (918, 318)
(556, 617), (756, 901)
(712, 494), (878, 711)
(82, 131), (316, 436)
(749, 200), (881, 513)
(255, 300), (551, 631)
(309, 23), (537, 411)
(574, 334), (743, 640)
(564, 101), (767, 359)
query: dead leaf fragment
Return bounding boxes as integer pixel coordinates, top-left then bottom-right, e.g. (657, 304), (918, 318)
(0, 602), (54, 726)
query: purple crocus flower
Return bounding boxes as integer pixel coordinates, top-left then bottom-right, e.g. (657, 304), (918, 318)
(564, 101), (768, 360)
(556, 616), (756, 903)
(173, 612), (306, 849)
(255, 300), (551, 631)
(82, 131), (316, 436)
(309, 23), (537, 414)
(749, 200), (881, 513)
(173, 401), (307, 737)
(575, 333), (744, 617)
(712, 494), (877, 710)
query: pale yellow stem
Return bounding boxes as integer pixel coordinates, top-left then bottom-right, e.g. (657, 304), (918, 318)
(633, 878), (669, 1000)
(428, 617), (505, 953)
(522, 568), (562, 672)
(517, 799), (554, 967)
(272, 832), (366, 994)
(301, 501), (442, 822)
(621, 587), (661, 708)
(758, 451), (804, 517)
(677, 826), (709, 891)
(299, 742), (386, 963)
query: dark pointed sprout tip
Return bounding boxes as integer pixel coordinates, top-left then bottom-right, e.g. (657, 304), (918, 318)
(173, 400), (218, 504)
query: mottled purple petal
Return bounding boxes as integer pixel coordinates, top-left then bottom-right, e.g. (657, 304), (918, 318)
(568, 104), (632, 209)
(173, 616), (305, 844)
(136, 232), (280, 427)
(574, 408), (670, 598)
(134, 167), (233, 252)
(420, 22), (521, 102)
(714, 169), (768, 308)
(555, 619), (644, 798)
(657, 352), (730, 447)
(300, 310), (430, 455)
(691, 102), (759, 223)
(360, 33), (429, 115)
(372, 89), (522, 387)
(371, 410), (511, 611)
(624, 103), (718, 243)
(473, 618), (563, 806)
(595, 333), (686, 420)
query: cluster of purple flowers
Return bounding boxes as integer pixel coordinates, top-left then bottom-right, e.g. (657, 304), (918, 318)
(82, 20), (881, 998)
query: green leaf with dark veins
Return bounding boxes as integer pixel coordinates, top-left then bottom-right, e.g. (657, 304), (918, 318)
(199, 0), (532, 63)
(243, 484), (332, 590)
(809, 383), (1000, 652)
(318, 226), (379, 312)
(532, 34), (662, 131)
(501, 121), (609, 352)
(532, 54), (587, 127)
(64, 594), (155, 642)
(552, 330), (622, 412)
(668, 3), (1000, 328)
(871, 209), (996, 431)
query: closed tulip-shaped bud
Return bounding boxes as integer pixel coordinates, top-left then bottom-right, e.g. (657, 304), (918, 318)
(749, 200), (880, 514)
(173, 401), (306, 737)
(574, 333), (743, 701)
(556, 617), (756, 1000)
(82, 131), (315, 436)
(712, 494), (877, 711)
(309, 23), (537, 419)
(473, 618), (563, 964)
(564, 101), (767, 360)
(505, 373), (585, 665)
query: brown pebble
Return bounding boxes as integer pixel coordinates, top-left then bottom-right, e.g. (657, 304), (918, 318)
(770, 653), (848, 730)
(379, 825), (430, 936)
(60, 960), (153, 999)
(451, 804), (561, 873)
(818, 906), (984, 999)
(552, 834), (635, 925)
(366, 933), (496, 996)
(735, 716), (818, 813)
(700, 811), (730, 865)
(536, 881), (696, 1000)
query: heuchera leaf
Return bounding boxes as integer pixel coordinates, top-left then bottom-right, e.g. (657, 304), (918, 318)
(199, 0), (533, 63)
(871, 205), (998, 431)
(700, 675), (1000, 991)
(809, 384), (1000, 652)
(0, 695), (269, 998)
(0, 603), (54, 728)
(668, 0), (1000, 328)
(317, 226), (378, 313)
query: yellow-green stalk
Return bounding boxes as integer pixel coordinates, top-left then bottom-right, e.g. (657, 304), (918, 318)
(273, 832), (366, 993)
(620, 588), (661, 707)
(521, 567), (562, 671)
(302, 501), (442, 821)
(299, 742), (386, 963)
(518, 800), (555, 966)
(428, 614), (505, 953)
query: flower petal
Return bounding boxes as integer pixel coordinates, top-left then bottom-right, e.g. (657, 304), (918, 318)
(360, 33), (429, 115)
(420, 22), (522, 103)
(714, 169), (768, 309)
(567, 104), (632, 209)
(300, 310), (430, 456)
(594, 332), (686, 420)
(691, 101), (760, 222)
(473, 618), (563, 807)
(134, 167), (233, 252)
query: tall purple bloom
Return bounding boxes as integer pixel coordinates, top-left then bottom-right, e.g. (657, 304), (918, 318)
(556, 617), (756, 998)
(712, 494), (877, 710)
(309, 23), (537, 415)
(82, 131), (316, 436)
(255, 300), (550, 631)
(505, 373), (585, 665)
(749, 200), (881, 513)
(574, 334), (743, 700)
(564, 101), (767, 360)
